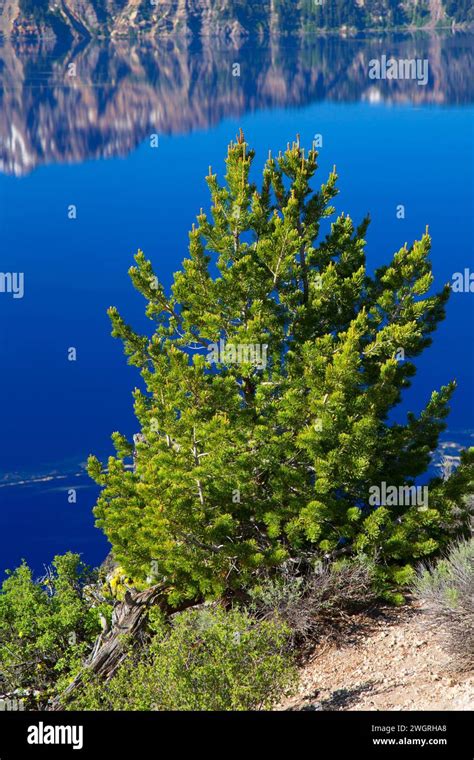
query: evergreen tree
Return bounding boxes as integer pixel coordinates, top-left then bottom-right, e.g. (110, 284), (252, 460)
(88, 134), (473, 605)
(20, 0), (49, 18)
(311, 0), (363, 29)
(444, 0), (474, 23)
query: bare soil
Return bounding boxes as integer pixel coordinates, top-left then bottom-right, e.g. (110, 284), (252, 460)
(281, 603), (474, 711)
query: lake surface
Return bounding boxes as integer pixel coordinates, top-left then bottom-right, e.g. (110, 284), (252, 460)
(0, 32), (473, 575)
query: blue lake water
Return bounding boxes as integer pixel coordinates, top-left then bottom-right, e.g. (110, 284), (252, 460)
(0, 33), (473, 575)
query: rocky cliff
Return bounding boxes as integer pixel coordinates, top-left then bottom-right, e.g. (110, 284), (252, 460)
(0, 1), (471, 41)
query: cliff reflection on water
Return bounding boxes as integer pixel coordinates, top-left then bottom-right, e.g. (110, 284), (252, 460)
(0, 31), (473, 176)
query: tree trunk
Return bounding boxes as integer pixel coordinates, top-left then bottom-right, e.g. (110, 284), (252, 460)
(50, 584), (166, 710)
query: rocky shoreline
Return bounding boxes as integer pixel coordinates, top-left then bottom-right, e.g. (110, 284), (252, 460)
(1, 1), (473, 43)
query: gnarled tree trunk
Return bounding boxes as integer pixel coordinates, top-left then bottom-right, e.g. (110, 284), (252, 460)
(50, 584), (167, 710)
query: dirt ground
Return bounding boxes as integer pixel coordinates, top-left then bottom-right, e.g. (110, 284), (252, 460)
(280, 603), (474, 711)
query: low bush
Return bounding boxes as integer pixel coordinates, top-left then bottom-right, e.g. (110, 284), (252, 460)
(413, 536), (474, 672)
(0, 553), (110, 707)
(66, 606), (297, 711)
(249, 555), (379, 651)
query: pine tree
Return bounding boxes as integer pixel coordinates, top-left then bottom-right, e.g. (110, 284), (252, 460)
(88, 133), (473, 605)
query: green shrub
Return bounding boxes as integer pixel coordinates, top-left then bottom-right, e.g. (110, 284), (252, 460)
(0, 554), (109, 706)
(66, 606), (297, 710)
(413, 536), (474, 672)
